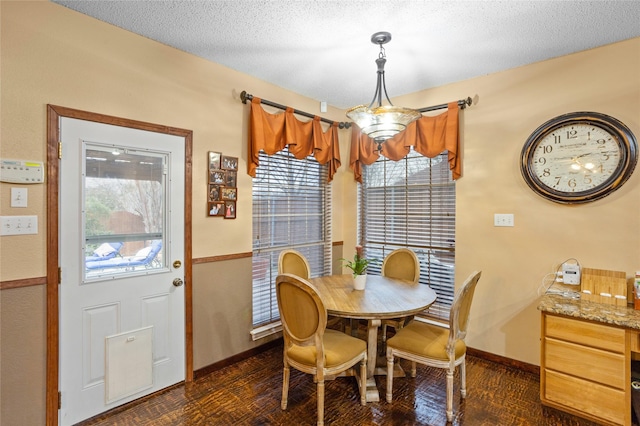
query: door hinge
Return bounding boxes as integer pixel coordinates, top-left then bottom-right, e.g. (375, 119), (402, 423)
(58, 267), (61, 284)
(58, 391), (62, 409)
(58, 142), (62, 159)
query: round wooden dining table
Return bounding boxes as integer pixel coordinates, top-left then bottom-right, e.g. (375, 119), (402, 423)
(309, 274), (437, 402)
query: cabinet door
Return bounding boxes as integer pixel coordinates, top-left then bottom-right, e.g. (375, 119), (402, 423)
(629, 330), (640, 353)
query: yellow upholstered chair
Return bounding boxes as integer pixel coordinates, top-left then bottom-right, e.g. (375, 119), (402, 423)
(380, 248), (421, 343)
(276, 273), (367, 426)
(279, 249), (343, 330)
(385, 271), (482, 423)
(278, 249), (311, 279)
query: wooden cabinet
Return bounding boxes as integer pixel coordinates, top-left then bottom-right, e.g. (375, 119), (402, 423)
(540, 312), (631, 426)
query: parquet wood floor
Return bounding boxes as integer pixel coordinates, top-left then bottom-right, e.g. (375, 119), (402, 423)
(78, 338), (618, 426)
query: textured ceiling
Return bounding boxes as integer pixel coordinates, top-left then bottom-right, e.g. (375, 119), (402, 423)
(52, 0), (640, 109)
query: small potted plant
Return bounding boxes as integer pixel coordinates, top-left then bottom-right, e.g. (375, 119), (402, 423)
(342, 245), (376, 290)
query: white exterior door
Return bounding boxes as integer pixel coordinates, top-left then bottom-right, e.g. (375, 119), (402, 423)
(58, 117), (185, 425)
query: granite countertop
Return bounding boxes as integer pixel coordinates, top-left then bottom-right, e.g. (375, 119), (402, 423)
(538, 293), (640, 330)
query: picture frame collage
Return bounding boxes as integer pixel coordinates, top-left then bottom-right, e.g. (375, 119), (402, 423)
(208, 152), (238, 219)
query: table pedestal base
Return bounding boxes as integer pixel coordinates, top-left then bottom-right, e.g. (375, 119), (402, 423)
(354, 375), (380, 402)
(339, 357), (406, 403)
(374, 362), (405, 378)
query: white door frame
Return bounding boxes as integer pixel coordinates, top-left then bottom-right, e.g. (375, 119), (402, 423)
(46, 105), (193, 426)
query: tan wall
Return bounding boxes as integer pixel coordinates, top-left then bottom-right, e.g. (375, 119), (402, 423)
(192, 245), (344, 369)
(1, 1), (639, 424)
(0, 2), (348, 424)
(372, 37), (640, 362)
(193, 258), (271, 368)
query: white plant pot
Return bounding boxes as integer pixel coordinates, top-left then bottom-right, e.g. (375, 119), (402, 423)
(353, 274), (367, 290)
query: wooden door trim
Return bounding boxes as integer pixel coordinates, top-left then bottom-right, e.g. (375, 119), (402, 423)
(46, 105), (194, 426)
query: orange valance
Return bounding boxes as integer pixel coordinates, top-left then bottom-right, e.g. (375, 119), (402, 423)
(247, 97), (341, 182)
(349, 102), (461, 183)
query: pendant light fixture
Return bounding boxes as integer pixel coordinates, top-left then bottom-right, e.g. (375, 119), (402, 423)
(346, 32), (422, 150)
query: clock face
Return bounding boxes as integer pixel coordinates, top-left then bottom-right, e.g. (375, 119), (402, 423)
(521, 112), (637, 204)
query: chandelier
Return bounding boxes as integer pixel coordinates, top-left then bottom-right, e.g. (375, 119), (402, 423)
(346, 32), (422, 149)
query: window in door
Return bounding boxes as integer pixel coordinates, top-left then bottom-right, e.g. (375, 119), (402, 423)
(83, 144), (167, 282)
(251, 147), (332, 330)
(358, 149), (455, 320)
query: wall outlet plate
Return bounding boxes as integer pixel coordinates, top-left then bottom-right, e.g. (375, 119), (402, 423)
(494, 213), (514, 227)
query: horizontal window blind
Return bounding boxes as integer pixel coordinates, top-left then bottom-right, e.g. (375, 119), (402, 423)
(252, 148), (332, 328)
(359, 150), (455, 320)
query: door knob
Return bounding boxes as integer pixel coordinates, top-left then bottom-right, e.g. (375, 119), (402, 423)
(172, 278), (184, 287)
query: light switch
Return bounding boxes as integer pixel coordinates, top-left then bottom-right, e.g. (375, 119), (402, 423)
(11, 187), (28, 207)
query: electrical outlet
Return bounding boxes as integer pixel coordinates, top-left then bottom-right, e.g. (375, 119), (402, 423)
(494, 213), (514, 227)
(0, 215), (38, 235)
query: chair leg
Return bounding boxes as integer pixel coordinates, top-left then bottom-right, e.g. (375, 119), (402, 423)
(360, 358), (367, 406)
(382, 320), (404, 343)
(411, 361), (417, 377)
(281, 363), (290, 410)
(385, 348), (394, 403)
(460, 357), (467, 399)
(317, 379), (325, 426)
(446, 367), (454, 422)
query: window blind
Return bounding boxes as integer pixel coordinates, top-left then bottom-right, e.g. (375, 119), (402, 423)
(358, 149), (455, 320)
(252, 147), (332, 328)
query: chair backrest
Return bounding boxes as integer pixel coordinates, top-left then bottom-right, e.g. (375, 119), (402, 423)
(111, 242), (123, 250)
(449, 271), (482, 342)
(276, 273), (327, 349)
(278, 249), (311, 279)
(381, 248), (420, 284)
(88, 242), (122, 259)
(134, 240), (163, 263)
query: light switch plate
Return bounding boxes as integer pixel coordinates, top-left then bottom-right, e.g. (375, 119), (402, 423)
(1, 215), (38, 235)
(11, 188), (28, 207)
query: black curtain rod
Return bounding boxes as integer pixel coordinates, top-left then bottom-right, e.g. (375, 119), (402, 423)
(240, 91), (351, 129)
(240, 91), (473, 129)
(419, 97), (473, 113)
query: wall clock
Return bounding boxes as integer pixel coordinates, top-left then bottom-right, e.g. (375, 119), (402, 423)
(520, 111), (638, 204)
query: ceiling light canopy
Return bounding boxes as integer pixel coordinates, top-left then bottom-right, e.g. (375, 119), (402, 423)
(346, 32), (421, 149)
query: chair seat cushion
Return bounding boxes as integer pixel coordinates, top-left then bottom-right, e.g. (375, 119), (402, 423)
(287, 329), (366, 367)
(387, 321), (466, 361)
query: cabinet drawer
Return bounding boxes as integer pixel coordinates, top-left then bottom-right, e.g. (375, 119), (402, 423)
(544, 369), (625, 425)
(545, 314), (625, 353)
(544, 337), (625, 389)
